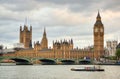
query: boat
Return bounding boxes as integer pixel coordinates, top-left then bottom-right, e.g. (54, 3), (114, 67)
(0, 59), (16, 66)
(71, 66), (104, 71)
(0, 62), (16, 66)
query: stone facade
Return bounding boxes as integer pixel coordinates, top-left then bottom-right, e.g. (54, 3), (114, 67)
(3, 48), (94, 59)
(53, 39), (73, 51)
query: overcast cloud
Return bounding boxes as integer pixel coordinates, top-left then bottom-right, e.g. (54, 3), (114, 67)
(0, 0), (120, 48)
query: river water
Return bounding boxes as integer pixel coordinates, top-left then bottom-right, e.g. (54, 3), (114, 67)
(0, 65), (120, 79)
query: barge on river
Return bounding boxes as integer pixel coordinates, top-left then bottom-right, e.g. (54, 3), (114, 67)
(71, 66), (104, 71)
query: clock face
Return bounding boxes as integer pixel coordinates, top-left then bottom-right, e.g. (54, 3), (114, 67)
(100, 28), (103, 32)
(95, 28), (98, 32)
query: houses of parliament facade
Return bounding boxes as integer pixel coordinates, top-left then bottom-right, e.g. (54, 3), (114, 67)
(4, 12), (104, 59)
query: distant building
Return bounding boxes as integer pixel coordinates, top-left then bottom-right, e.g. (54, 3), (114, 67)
(106, 40), (118, 56)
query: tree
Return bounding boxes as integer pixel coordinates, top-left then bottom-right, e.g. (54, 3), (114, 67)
(116, 48), (120, 61)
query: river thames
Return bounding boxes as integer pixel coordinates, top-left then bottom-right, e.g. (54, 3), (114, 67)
(0, 65), (120, 79)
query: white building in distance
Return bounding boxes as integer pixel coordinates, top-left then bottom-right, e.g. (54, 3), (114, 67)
(106, 40), (118, 56)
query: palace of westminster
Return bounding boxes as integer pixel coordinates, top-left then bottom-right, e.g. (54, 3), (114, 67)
(3, 12), (104, 59)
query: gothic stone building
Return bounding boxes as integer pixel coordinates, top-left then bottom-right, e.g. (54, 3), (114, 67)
(3, 12), (104, 60)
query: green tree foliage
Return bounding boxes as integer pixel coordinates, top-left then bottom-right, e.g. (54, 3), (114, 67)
(116, 48), (120, 60)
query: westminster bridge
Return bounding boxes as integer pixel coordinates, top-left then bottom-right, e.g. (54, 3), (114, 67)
(0, 56), (92, 65)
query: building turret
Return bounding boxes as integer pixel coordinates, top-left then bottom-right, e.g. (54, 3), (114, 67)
(71, 39), (73, 44)
(24, 25), (28, 31)
(20, 26), (22, 31)
(41, 28), (48, 49)
(70, 39), (73, 50)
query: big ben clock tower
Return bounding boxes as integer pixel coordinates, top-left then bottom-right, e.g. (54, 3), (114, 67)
(94, 11), (104, 59)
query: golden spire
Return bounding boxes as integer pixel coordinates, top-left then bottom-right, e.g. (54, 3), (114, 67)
(97, 10), (101, 21)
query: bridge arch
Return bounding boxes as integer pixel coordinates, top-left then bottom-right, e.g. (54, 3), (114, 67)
(39, 58), (56, 65)
(79, 59), (91, 64)
(61, 59), (75, 65)
(10, 58), (32, 65)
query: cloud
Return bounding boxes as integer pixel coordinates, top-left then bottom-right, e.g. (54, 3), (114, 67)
(0, 0), (120, 48)
(35, 0), (120, 12)
(35, 0), (99, 5)
(102, 10), (120, 34)
(0, 0), (41, 11)
(102, 0), (120, 11)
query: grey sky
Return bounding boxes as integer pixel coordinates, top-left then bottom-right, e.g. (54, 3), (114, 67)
(0, 0), (120, 48)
